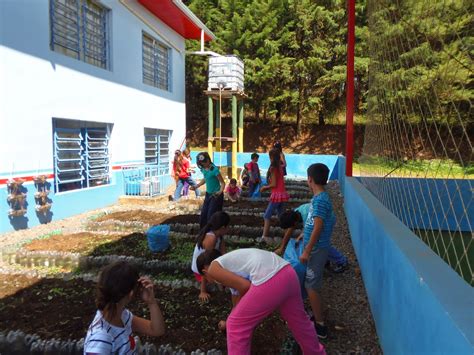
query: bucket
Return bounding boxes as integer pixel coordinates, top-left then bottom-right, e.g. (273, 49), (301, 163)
(146, 224), (170, 252)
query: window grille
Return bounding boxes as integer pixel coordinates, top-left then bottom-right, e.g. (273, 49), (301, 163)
(142, 32), (171, 91)
(50, 0), (109, 69)
(53, 119), (111, 193)
(144, 129), (171, 174)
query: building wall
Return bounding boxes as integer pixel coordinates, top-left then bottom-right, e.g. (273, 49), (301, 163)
(0, 0), (188, 232)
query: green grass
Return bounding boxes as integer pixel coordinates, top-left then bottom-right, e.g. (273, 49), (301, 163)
(354, 157), (473, 179)
(414, 229), (473, 286)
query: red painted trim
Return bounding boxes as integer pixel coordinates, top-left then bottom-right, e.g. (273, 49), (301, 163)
(0, 174), (55, 186)
(345, 0), (355, 177)
(138, 0), (212, 41)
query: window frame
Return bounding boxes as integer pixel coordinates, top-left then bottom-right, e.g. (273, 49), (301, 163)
(144, 128), (171, 175)
(142, 31), (172, 91)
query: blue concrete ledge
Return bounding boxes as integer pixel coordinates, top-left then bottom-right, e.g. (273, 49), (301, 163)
(344, 176), (474, 354)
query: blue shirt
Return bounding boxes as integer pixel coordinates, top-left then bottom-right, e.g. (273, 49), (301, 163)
(303, 192), (335, 250)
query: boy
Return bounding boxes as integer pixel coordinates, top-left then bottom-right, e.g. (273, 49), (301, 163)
(298, 163), (335, 339)
(277, 205), (348, 273)
(247, 153), (261, 197)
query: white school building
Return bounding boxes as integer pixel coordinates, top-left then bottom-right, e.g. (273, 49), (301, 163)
(0, 0), (214, 233)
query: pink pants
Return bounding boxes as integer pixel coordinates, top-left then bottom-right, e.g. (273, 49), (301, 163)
(226, 265), (326, 355)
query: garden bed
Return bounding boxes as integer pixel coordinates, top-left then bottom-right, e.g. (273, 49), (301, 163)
(0, 275), (287, 353)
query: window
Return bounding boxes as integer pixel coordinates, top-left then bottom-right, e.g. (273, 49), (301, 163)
(50, 0), (110, 69)
(53, 119), (112, 193)
(142, 32), (171, 91)
(144, 128), (171, 174)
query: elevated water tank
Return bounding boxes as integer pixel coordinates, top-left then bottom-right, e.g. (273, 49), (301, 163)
(208, 55), (244, 91)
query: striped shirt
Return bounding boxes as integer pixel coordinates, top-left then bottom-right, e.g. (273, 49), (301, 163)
(303, 192), (335, 250)
(84, 309), (137, 355)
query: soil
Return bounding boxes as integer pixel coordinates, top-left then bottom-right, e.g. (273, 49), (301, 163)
(94, 210), (281, 228)
(0, 275), (287, 353)
(22, 232), (274, 262)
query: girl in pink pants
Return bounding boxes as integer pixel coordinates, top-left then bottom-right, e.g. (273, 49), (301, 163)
(196, 248), (326, 355)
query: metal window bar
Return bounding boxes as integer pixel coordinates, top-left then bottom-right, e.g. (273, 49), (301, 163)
(145, 134), (158, 165)
(54, 128), (84, 192)
(50, 0), (80, 57)
(84, 128), (110, 187)
(142, 34), (170, 91)
(82, 1), (108, 69)
(157, 132), (170, 175)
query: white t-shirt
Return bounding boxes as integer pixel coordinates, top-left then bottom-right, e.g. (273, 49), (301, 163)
(191, 232), (221, 274)
(214, 248), (289, 286)
(84, 309), (137, 354)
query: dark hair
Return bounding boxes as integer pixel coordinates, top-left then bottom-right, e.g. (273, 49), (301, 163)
(196, 249), (222, 275)
(267, 148), (281, 181)
(251, 152), (259, 160)
(307, 163), (330, 185)
(229, 178), (237, 185)
(196, 152), (213, 170)
(95, 261), (139, 319)
(196, 211), (230, 249)
(273, 141), (282, 152)
(279, 210), (303, 229)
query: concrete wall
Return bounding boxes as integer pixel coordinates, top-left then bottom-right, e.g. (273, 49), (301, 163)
(344, 176), (474, 354)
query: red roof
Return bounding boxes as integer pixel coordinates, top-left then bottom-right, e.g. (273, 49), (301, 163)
(138, 0), (214, 41)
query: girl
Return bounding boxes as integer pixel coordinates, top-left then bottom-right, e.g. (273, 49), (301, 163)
(190, 152), (226, 228)
(196, 249), (326, 355)
(172, 147), (200, 201)
(191, 211), (230, 302)
(225, 178), (241, 202)
(260, 148), (289, 242)
(273, 141), (287, 176)
(84, 261), (165, 354)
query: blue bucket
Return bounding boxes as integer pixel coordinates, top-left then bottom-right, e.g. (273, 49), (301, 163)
(146, 224), (170, 252)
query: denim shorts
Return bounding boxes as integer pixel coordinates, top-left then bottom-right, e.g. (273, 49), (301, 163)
(263, 202), (284, 220)
(304, 248), (329, 290)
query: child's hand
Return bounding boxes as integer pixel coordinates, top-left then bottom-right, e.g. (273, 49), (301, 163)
(259, 186), (266, 192)
(138, 276), (156, 305)
(295, 234), (303, 242)
(218, 320), (226, 331)
(199, 291), (211, 303)
(189, 186), (196, 191)
(299, 250), (310, 264)
(274, 247), (284, 256)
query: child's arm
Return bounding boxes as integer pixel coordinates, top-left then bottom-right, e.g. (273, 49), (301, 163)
(261, 169), (276, 192)
(190, 178), (205, 190)
(280, 152), (286, 167)
(202, 233), (218, 250)
(215, 173), (225, 196)
(199, 277), (210, 302)
(219, 239), (226, 254)
(300, 217), (323, 264)
(132, 277), (166, 337)
(275, 227), (295, 255)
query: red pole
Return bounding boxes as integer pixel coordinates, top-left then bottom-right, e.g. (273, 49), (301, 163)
(345, 0), (355, 177)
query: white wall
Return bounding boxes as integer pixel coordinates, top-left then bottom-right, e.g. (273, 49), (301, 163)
(0, 0), (187, 176)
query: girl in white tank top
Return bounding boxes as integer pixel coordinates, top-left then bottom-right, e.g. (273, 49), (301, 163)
(191, 211), (230, 302)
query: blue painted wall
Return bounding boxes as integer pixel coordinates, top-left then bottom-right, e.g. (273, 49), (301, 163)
(344, 177), (474, 354)
(190, 151), (339, 180)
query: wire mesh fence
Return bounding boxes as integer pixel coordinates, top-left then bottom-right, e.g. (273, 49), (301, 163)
(359, 0), (473, 285)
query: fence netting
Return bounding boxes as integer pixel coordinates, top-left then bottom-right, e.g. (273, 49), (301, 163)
(359, 0), (473, 285)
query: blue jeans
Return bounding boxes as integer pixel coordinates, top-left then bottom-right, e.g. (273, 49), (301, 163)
(174, 177), (200, 200)
(263, 201), (285, 220)
(200, 192), (224, 228)
(328, 246), (347, 265)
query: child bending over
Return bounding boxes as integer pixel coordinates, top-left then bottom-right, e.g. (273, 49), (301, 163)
(225, 178), (241, 202)
(191, 211), (230, 302)
(84, 261), (165, 354)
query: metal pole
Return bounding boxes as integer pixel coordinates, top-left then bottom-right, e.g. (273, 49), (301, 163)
(208, 96), (213, 158)
(232, 95), (238, 179)
(238, 99), (244, 153)
(345, 0), (355, 177)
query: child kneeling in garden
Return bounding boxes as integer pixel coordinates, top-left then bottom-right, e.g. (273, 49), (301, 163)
(84, 261), (165, 354)
(191, 211), (230, 302)
(197, 248), (326, 355)
(225, 178), (241, 202)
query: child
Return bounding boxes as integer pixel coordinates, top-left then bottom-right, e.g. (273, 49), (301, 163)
(196, 248), (326, 354)
(84, 261), (165, 354)
(260, 148), (289, 242)
(181, 148), (195, 198)
(171, 148), (200, 201)
(247, 153), (261, 197)
(225, 178), (241, 202)
(190, 152), (226, 228)
(273, 141), (287, 176)
(298, 163), (335, 339)
(277, 204), (348, 273)
(191, 211), (230, 302)
(240, 163), (250, 189)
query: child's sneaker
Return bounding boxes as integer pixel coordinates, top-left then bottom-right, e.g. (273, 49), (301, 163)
(310, 316), (328, 339)
(332, 262), (348, 273)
